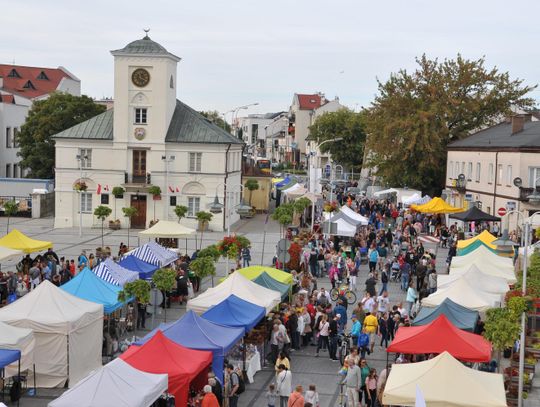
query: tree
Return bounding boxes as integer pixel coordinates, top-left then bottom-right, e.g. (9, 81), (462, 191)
(152, 268), (176, 322)
(199, 110), (231, 132)
(118, 279), (151, 304)
(197, 244), (221, 262)
(483, 307), (522, 371)
(93, 205), (112, 248)
(191, 256), (217, 287)
(148, 185), (161, 221)
(309, 109), (367, 172)
(364, 55), (535, 196)
(17, 92), (106, 178)
(122, 206), (138, 249)
(272, 203), (294, 237)
(112, 187), (125, 220)
(3, 200), (18, 234)
(174, 205), (188, 223)
(195, 211), (213, 250)
(245, 179), (259, 206)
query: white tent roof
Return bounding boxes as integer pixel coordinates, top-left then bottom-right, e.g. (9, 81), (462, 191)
(139, 220), (196, 238)
(451, 245), (513, 269)
(0, 321), (35, 377)
(382, 351), (506, 407)
(339, 205), (369, 225)
(438, 264), (509, 295)
(421, 277), (501, 311)
(187, 272), (281, 314)
(48, 358), (168, 407)
(0, 281), (103, 388)
(0, 246), (23, 262)
(450, 257), (516, 284)
(402, 194), (431, 206)
(282, 183), (303, 195)
(519, 241), (540, 257)
(323, 212), (358, 237)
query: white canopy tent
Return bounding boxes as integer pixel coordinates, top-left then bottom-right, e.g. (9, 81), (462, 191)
(402, 194), (431, 206)
(373, 188), (423, 203)
(48, 358), (168, 407)
(139, 220), (196, 238)
(0, 321), (35, 377)
(187, 272), (281, 314)
(0, 281), (103, 388)
(438, 264), (509, 295)
(0, 246), (23, 262)
(382, 351), (506, 407)
(450, 258), (516, 284)
(451, 244), (513, 269)
(323, 212), (358, 237)
(519, 241), (540, 257)
(422, 277), (501, 312)
(339, 206), (369, 225)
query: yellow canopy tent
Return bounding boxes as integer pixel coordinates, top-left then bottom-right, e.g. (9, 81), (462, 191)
(138, 220), (195, 238)
(0, 229), (52, 254)
(456, 230), (497, 250)
(410, 197), (463, 214)
(221, 266), (293, 285)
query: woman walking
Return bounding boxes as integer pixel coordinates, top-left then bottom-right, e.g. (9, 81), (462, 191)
(365, 368), (378, 407)
(315, 314), (330, 357)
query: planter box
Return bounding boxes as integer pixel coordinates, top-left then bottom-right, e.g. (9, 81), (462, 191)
(109, 222), (121, 230)
(152, 195), (162, 201)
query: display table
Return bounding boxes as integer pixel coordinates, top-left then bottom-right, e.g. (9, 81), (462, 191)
(230, 350), (261, 383)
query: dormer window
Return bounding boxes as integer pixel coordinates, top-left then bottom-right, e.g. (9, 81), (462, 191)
(22, 80), (36, 90)
(7, 69), (21, 78)
(37, 71), (49, 80)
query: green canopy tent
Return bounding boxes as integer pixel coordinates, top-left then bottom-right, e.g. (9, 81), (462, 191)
(253, 272), (290, 301)
(457, 239), (498, 256)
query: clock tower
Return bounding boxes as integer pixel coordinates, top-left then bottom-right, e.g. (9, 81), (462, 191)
(110, 31), (181, 144)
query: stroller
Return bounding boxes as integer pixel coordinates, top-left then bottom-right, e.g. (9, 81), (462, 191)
(390, 260), (401, 282)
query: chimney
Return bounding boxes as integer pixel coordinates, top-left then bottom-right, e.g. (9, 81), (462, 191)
(511, 114), (531, 134)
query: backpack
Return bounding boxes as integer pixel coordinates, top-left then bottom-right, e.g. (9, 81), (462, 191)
(381, 271), (388, 284)
(233, 372), (245, 395)
(358, 333), (369, 347)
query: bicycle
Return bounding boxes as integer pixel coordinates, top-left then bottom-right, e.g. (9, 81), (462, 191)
(330, 281), (357, 305)
(338, 333), (353, 366)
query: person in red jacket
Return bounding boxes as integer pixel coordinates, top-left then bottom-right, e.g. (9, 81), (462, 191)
(201, 385), (220, 407)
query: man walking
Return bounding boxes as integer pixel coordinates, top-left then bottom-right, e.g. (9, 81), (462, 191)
(345, 359), (362, 407)
(328, 314), (340, 361)
(226, 364), (241, 407)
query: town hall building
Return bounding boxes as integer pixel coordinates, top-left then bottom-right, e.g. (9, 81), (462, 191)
(53, 33), (243, 231)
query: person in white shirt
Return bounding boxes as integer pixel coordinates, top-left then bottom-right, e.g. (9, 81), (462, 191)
(376, 291), (390, 315)
(276, 364), (292, 407)
(304, 384), (320, 407)
(361, 292), (376, 314)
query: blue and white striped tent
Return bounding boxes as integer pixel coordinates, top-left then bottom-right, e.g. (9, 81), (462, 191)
(125, 241), (177, 267)
(92, 258), (139, 286)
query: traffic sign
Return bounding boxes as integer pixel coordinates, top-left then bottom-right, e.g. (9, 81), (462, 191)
(277, 239), (291, 252)
(324, 164), (331, 178)
(277, 252), (291, 264)
(497, 207), (507, 216)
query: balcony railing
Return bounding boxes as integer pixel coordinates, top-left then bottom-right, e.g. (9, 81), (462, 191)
(124, 172), (151, 185)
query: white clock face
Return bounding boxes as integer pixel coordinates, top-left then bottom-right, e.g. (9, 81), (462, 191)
(134, 127), (146, 140)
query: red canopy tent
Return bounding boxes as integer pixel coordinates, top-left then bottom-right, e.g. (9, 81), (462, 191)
(387, 314), (492, 362)
(120, 330), (212, 406)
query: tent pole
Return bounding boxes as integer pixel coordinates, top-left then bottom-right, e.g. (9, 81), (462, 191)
(17, 359), (20, 407)
(33, 363), (36, 395)
(242, 336), (247, 381)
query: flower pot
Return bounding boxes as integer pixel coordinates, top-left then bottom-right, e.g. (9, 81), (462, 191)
(153, 195), (162, 201)
(109, 220), (121, 230)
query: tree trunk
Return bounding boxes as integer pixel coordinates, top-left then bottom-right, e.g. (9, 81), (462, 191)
(6, 216), (10, 234)
(127, 223), (131, 249)
(249, 190), (253, 206)
(101, 220), (104, 248)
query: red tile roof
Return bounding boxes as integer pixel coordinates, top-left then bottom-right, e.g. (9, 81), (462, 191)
(0, 64), (75, 99)
(297, 94), (322, 110)
(0, 94), (15, 104)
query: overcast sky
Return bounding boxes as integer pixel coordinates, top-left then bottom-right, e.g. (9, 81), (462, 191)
(3, 0), (540, 118)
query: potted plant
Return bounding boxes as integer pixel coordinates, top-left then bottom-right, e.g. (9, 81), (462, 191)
(3, 200), (18, 234)
(73, 180), (88, 192)
(195, 211), (213, 250)
(152, 268), (176, 322)
(174, 205), (188, 223)
(109, 219), (121, 230)
(112, 186), (125, 220)
(191, 256), (216, 287)
(94, 205), (112, 248)
(148, 185), (162, 221)
(245, 179), (259, 207)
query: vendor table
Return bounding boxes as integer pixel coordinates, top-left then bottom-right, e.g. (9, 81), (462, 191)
(230, 350), (261, 383)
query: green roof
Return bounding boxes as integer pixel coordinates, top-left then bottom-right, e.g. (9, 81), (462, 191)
(52, 99), (243, 145)
(53, 109), (113, 140)
(165, 100), (243, 144)
(110, 34), (180, 60)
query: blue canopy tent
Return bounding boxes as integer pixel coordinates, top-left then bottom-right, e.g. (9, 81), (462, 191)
(124, 241), (177, 268)
(201, 294), (265, 333)
(60, 268), (131, 314)
(413, 298), (479, 332)
(135, 310), (244, 382)
(1, 348), (21, 406)
(253, 272), (290, 301)
(118, 256), (159, 280)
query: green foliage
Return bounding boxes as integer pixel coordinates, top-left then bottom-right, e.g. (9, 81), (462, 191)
(364, 54), (535, 195)
(112, 186), (125, 198)
(483, 307), (522, 352)
(198, 244), (221, 262)
(17, 92), (106, 179)
(118, 279), (151, 304)
(174, 205), (188, 222)
(507, 296), (530, 319)
(199, 110), (231, 132)
(3, 200), (18, 234)
(196, 211), (213, 224)
(245, 179), (260, 206)
(148, 185), (162, 196)
(190, 256), (216, 279)
(272, 203), (294, 227)
(294, 197), (312, 213)
(518, 251), (540, 298)
(235, 235), (251, 249)
(309, 108), (367, 172)
(93, 205), (112, 220)
(152, 268), (176, 292)
(535, 227), (540, 240)
(122, 206), (138, 219)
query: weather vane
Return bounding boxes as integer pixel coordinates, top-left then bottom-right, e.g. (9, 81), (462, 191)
(143, 28), (150, 38)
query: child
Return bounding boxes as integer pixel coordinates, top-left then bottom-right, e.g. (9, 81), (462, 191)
(304, 384), (320, 407)
(266, 383), (277, 407)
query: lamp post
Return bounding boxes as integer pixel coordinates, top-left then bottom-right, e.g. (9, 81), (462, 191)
(76, 151), (88, 238)
(161, 155), (176, 220)
(312, 138), (343, 194)
(231, 103), (259, 139)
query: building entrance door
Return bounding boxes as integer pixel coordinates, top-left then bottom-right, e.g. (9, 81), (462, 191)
(130, 195), (147, 229)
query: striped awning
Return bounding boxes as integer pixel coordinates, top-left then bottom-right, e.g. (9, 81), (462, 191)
(124, 242), (177, 267)
(92, 258), (139, 286)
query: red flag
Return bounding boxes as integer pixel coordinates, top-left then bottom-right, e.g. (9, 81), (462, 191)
(175, 187), (179, 193)
(97, 184), (101, 195)
(168, 186), (174, 193)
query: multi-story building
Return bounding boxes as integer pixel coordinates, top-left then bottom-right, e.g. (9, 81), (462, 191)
(445, 114), (540, 229)
(0, 64), (80, 177)
(236, 112), (282, 157)
(53, 33), (243, 231)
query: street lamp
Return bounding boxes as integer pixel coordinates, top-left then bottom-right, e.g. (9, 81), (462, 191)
(76, 152), (88, 238)
(231, 103), (259, 139)
(307, 137), (343, 193)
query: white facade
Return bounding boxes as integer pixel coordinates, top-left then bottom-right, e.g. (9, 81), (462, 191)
(237, 113), (281, 157)
(54, 35), (243, 232)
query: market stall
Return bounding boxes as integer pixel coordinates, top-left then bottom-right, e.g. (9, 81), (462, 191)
(232, 266), (293, 285)
(0, 229), (52, 253)
(118, 255), (159, 280)
(457, 229), (497, 250)
(451, 244), (513, 268)
(339, 205), (369, 225)
(0, 349), (21, 405)
(421, 277), (501, 312)
(450, 260), (516, 284)
(438, 265), (509, 295)
(121, 330), (212, 407)
(201, 294), (266, 333)
(0, 281), (103, 388)
(450, 206), (501, 223)
(457, 239), (498, 256)
(60, 267), (132, 314)
(382, 352), (506, 407)
(412, 298), (479, 332)
(124, 241), (178, 267)
(0, 321), (35, 378)
(188, 272), (281, 314)
(0, 246), (23, 262)
(135, 310), (244, 383)
(387, 315), (492, 362)
(410, 197), (463, 214)
(48, 358), (168, 407)
(139, 220), (195, 239)
(253, 272), (290, 301)
(92, 258), (139, 286)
